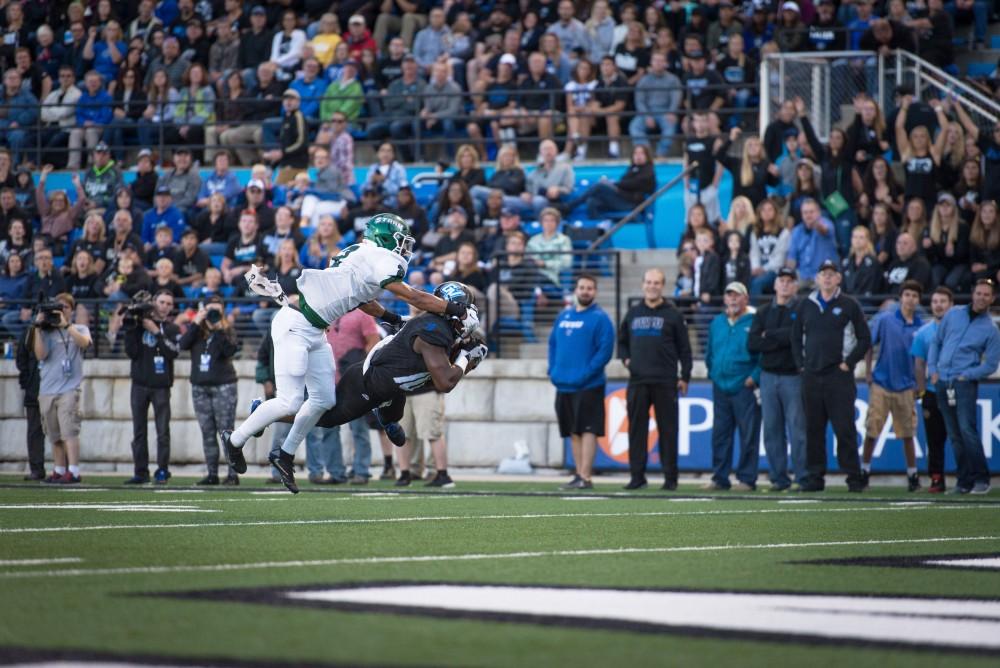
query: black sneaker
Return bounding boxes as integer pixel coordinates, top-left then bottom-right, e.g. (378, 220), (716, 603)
(124, 473), (150, 485)
(196, 474), (220, 486)
(560, 474), (583, 490)
(23, 471), (46, 481)
(395, 470), (413, 487)
(425, 472), (455, 488)
(661, 480), (678, 491)
(268, 451), (299, 494)
(907, 473), (921, 492)
(798, 483), (825, 493)
(223, 474), (240, 486)
(847, 484), (864, 493)
(624, 479), (647, 490)
(221, 430), (247, 474)
(860, 469), (870, 490)
(379, 465), (396, 481)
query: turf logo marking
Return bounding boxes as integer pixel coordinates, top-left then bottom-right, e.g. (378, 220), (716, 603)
(159, 583), (1000, 655)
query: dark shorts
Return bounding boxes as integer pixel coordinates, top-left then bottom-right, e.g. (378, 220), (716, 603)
(555, 386), (606, 438)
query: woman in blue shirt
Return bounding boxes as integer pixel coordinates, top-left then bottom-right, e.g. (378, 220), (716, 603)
(84, 21), (126, 83)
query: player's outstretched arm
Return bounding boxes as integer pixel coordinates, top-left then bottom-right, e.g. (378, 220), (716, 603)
(385, 281), (464, 318)
(414, 337), (465, 393)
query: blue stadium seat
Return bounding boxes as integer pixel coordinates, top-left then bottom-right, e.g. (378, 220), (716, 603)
(210, 254), (224, 268)
(967, 62), (995, 77)
(991, 35), (1000, 49)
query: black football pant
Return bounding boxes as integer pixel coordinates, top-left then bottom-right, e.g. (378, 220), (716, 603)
(921, 391), (947, 478)
(315, 363), (407, 429)
(802, 370), (862, 488)
(131, 384), (171, 475)
(25, 398), (45, 476)
(626, 383), (679, 484)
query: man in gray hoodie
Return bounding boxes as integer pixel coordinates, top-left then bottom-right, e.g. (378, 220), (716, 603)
(628, 51), (682, 157)
(420, 62), (463, 160)
(521, 139), (576, 216)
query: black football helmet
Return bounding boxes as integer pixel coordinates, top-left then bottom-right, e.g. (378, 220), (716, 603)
(433, 281), (475, 336)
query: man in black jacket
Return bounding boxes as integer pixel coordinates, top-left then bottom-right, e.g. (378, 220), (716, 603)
(14, 327), (45, 480)
(122, 290), (181, 484)
(747, 268), (805, 492)
(791, 260), (871, 492)
(619, 269), (692, 491)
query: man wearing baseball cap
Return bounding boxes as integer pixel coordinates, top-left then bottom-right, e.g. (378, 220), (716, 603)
(748, 267), (806, 492)
(704, 281), (761, 491)
(791, 259), (871, 492)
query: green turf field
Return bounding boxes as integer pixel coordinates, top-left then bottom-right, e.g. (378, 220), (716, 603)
(1, 475), (999, 667)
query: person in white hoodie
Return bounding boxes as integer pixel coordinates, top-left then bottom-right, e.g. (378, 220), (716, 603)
(39, 65), (81, 167)
(269, 9), (307, 81)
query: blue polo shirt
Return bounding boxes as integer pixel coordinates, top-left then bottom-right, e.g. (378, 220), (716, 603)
(871, 306), (923, 392)
(910, 321), (938, 393)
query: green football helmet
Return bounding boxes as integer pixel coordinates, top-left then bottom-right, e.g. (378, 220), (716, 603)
(365, 213), (415, 259)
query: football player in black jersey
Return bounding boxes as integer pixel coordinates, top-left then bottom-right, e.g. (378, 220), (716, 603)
(269, 282), (488, 493)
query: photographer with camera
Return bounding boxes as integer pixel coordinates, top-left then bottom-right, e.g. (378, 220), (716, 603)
(179, 296), (241, 485)
(122, 289), (181, 485)
(31, 293), (92, 484)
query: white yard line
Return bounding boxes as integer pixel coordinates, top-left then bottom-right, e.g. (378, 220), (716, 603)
(1, 535), (998, 580)
(0, 504), (995, 534)
(0, 557), (82, 566)
(0, 504), (219, 513)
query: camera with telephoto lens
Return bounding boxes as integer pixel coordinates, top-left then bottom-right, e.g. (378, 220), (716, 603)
(118, 290), (155, 329)
(198, 301), (223, 325)
(36, 301), (64, 330)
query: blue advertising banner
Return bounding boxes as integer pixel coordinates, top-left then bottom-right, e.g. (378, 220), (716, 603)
(564, 382), (1000, 474)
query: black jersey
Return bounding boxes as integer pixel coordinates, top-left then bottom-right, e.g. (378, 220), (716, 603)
(364, 313), (457, 399)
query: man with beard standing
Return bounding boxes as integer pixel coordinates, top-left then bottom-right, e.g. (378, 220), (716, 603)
(928, 279), (1000, 495)
(549, 274), (615, 491)
(792, 260), (871, 492)
(618, 269), (691, 491)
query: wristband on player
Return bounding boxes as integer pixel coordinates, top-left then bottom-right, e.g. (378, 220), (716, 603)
(455, 350), (470, 372)
(444, 301), (467, 318)
(380, 310), (403, 326)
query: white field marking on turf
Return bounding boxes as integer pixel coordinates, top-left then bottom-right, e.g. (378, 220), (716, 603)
(1, 535), (999, 580)
(925, 557), (1000, 569)
(0, 558), (82, 566)
(777, 500), (820, 504)
(0, 504), (219, 513)
(561, 497), (606, 501)
(153, 489), (205, 493)
(287, 585), (1000, 651)
(0, 504), (996, 535)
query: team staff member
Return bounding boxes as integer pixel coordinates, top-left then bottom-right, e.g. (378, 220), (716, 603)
(549, 274), (615, 491)
(618, 268), (692, 491)
(928, 278), (1000, 495)
(911, 287), (954, 493)
(704, 282), (761, 491)
(747, 267), (806, 492)
(861, 280), (924, 492)
(179, 296), (240, 486)
(122, 290), (182, 485)
(15, 325), (45, 480)
(791, 260), (871, 492)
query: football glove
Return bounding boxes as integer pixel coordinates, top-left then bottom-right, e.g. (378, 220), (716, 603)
(245, 264), (288, 306)
(459, 303), (480, 339)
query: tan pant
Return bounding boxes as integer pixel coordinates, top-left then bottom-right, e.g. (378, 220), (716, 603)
(67, 127), (102, 169)
(220, 124), (263, 166)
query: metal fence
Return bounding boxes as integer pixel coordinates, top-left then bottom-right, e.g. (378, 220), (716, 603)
(761, 49), (1000, 141)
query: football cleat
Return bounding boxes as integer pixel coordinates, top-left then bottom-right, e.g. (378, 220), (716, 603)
(221, 430), (247, 474)
(249, 397), (265, 438)
(269, 451), (299, 494)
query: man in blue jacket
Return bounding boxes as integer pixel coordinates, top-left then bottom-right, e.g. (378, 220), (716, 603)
(927, 278), (1000, 495)
(0, 69), (40, 165)
(548, 274), (615, 490)
(69, 70), (113, 170)
(705, 282), (761, 491)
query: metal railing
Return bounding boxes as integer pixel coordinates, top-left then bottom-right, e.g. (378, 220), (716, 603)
(761, 49), (1000, 141)
(485, 249), (621, 359)
(3, 82), (759, 166)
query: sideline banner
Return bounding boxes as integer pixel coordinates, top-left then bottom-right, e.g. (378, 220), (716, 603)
(564, 382), (1000, 474)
